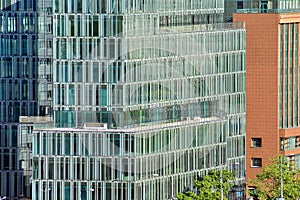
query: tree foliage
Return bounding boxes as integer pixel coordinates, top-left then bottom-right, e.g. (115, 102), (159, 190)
(249, 155), (300, 200)
(176, 170), (235, 200)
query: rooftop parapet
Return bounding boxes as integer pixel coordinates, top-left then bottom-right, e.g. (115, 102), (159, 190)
(236, 8), (300, 14)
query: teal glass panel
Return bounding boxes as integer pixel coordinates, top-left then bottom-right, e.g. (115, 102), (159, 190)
(43, 135), (47, 154)
(64, 134), (70, 155)
(33, 133), (40, 155)
(80, 186), (87, 200)
(69, 85), (74, 105)
(64, 185), (70, 200)
(68, 111), (75, 127)
(101, 86), (107, 106)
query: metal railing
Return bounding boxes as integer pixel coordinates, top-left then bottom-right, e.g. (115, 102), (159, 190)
(236, 8), (300, 14)
(159, 22), (245, 34)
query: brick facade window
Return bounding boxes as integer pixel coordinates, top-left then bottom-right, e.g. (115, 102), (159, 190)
(251, 138), (262, 148)
(251, 158), (262, 167)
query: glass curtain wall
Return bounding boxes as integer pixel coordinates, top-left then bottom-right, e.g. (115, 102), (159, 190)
(52, 0), (225, 128)
(0, 0), (52, 199)
(32, 0), (246, 199)
(33, 24), (245, 199)
(32, 114), (245, 200)
(0, 1), (38, 199)
(279, 22), (299, 129)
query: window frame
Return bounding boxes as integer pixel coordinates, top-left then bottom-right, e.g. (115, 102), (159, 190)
(251, 158), (262, 168)
(236, 1), (244, 9)
(251, 138), (262, 148)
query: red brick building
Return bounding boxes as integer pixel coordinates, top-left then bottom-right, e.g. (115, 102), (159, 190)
(234, 12), (300, 183)
(233, 13), (300, 184)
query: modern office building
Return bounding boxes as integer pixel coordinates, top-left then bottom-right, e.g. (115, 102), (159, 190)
(1, 1), (246, 199)
(30, 1), (246, 200)
(0, 0), (52, 199)
(233, 3), (300, 190)
(18, 116), (53, 198)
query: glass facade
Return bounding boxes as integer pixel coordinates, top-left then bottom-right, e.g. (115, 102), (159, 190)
(280, 136), (300, 151)
(32, 0), (246, 199)
(33, 115), (245, 199)
(18, 116), (53, 198)
(279, 22), (299, 129)
(51, 0), (226, 129)
(0, 0), (52, 199)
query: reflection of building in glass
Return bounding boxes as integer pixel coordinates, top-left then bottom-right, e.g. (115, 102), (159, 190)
(0, 0), (52, 199)
(31, 1), (246, 200)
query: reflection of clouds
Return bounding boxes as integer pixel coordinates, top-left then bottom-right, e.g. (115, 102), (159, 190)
(80, 27), (223, 174)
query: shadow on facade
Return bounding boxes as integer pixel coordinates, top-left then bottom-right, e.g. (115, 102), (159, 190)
(0, 1), (47, 199)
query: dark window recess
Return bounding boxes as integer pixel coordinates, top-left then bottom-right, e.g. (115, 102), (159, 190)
(251, 138), (262, 148)
(260, 1), (268, 13)
(251, 158), (262, 167)
(237, 1), (244, 9)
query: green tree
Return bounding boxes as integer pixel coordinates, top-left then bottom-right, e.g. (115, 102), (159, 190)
(249, 155), (300, 200)
(176, 170), (235, 200)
